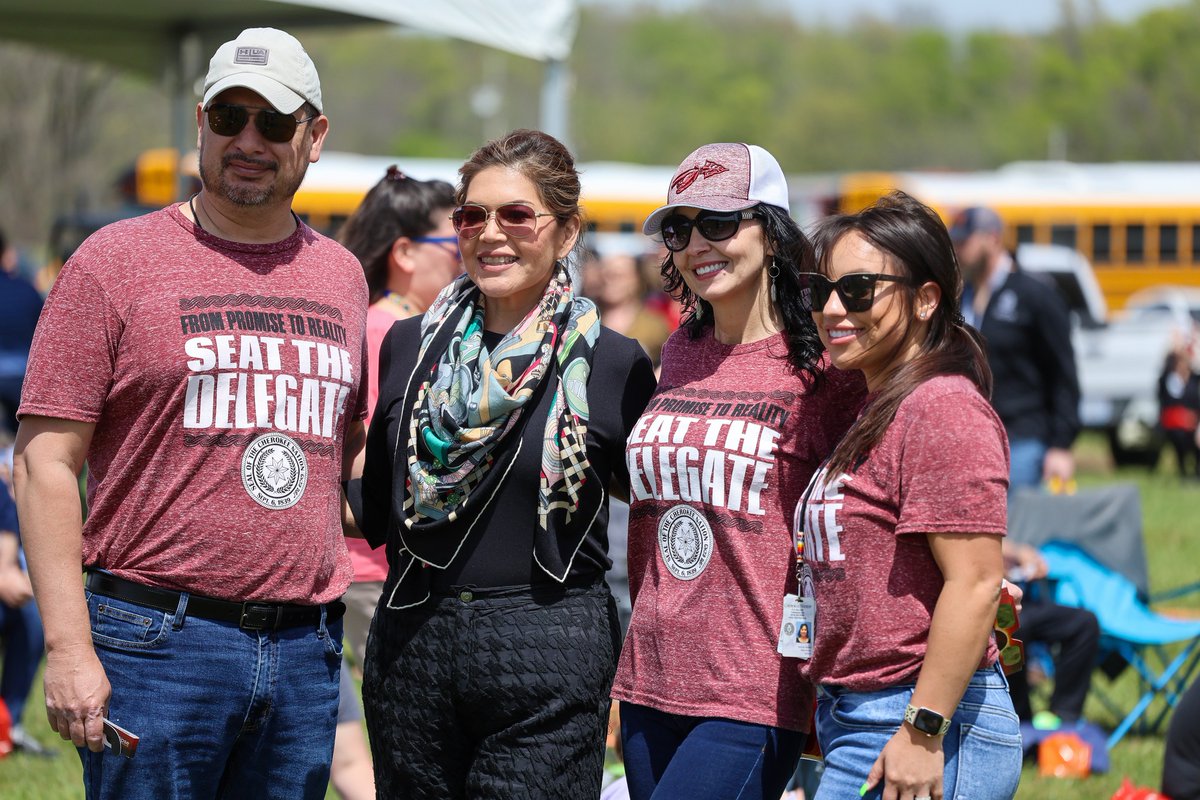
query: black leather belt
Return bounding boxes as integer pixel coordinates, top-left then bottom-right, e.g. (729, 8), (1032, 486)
(85, 570), (345, 631)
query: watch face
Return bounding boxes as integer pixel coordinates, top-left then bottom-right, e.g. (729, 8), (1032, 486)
(914, 707), (946, 734)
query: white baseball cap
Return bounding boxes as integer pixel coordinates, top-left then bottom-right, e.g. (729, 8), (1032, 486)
(203, 27), (322, 114)
(643, 143), (790, 236)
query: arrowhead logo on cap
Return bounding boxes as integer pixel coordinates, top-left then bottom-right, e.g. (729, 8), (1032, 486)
(671, 160), (729, 195)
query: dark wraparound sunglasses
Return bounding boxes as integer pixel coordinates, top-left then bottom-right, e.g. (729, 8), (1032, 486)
(206, 104), (317, 143)
(797, 272), (912, 313)
(660, 209), (760, 252)
(451, 203), (556, 240)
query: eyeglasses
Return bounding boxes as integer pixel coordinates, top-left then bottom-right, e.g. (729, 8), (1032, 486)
(995, 584), (1025, 676)
(660, 210), (759, 252)
(205, 104), (318, 143)
(797, 272), (912, 313)
(412, 235), (461, 261)
(450, 203), (556, 240)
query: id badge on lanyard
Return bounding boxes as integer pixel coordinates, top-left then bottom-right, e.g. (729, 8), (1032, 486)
(777, 472), (821, 659)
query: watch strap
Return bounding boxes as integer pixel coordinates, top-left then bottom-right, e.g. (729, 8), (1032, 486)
(904, 703), (952, 736)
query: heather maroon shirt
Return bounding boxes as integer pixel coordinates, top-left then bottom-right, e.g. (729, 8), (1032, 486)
(795, 374), (1009, 692)
(612, 329), (865, 732)
(20, 205), (368, 604)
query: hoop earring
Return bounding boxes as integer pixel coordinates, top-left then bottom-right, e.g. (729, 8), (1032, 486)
(768, 258), (780, 304)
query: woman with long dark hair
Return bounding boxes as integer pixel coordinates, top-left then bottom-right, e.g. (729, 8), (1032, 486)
(336, 167), (458, 669)
(349, 129), (655, 797)
(795, 191), (1022, 800)
(610, 143), (864, 799)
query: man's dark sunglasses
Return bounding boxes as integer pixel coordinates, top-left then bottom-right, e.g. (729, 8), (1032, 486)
(797, 272), (912, 313)
(660, 210), (760, 252)
(205, 104), (317, 143)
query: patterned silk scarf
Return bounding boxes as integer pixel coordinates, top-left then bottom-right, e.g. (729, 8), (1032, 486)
(403, 265), (600, 542)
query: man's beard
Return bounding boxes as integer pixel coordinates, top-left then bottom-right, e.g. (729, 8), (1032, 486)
(961, 253), (989, 285)
(199, 146), (308, 207)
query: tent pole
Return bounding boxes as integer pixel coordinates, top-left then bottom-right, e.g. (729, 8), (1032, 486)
(539, 58), (569, 147)
(171, 30), (203, 201)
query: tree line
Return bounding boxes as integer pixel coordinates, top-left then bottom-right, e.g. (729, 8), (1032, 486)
(3, 0), (1200, 251)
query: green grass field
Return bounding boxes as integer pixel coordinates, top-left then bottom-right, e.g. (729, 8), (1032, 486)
(2, 433), (1196, 799)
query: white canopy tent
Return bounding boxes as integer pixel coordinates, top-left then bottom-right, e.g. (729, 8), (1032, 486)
(0, 0), (579, 150)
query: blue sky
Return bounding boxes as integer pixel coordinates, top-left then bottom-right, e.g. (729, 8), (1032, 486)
(588, 0), (1185, 32)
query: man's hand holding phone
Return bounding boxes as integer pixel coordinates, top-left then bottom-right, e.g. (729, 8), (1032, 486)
(102, 717), (138, 758)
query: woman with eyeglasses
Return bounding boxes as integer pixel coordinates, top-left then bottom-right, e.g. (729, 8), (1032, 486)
(794, 191), (1021, 800)
(330, 169), (459, 798)
(609, 143), (865, 800)
(336, 167), (458, 665)
(347, 129), (656, 797)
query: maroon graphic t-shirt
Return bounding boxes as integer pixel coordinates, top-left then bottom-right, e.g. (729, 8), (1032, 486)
(795, 374), (1009, 692)
(20, 205), (368, 604)
(611, 329), (865, 731)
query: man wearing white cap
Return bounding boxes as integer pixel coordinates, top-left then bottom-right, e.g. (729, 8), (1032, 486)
(14, 27), (368, 799)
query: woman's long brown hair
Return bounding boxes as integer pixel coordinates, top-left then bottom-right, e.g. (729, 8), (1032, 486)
(816, 191), (992, 477)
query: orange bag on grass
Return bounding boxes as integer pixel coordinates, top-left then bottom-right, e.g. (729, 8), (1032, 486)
(1038, 731), (1091, 778)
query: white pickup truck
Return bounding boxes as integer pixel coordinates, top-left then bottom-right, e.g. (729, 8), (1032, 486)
(1018, 244), (1200, 466)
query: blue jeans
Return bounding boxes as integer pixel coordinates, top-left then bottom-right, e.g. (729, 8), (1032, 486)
(620, 702), (806, 800)
(0, 593), (44, 725)
(814, 666), (1022, 800)
(1008, 437), (1047, 492)
(81, 587), (343, 800)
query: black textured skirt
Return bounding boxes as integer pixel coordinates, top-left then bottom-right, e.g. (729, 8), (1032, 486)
(363, 580), (620, 799)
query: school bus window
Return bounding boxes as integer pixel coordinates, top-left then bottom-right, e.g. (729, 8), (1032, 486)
(1016, 224), (1035, 245)
(1051, 224), (1076, 250)
(1093, 224), (1111, 263)
(1126, 224), (1145, 263)
(1192, 224), (1200, 262)
(1159, 224), (1179, 263)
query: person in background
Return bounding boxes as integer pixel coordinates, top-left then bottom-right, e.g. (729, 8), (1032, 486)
(950, 206), (1080, 491)
(348, 129), (655, 797)
(1157, 330), (1200, 479)
(584, 250), (671, 370)
(327, 167), (459, 800)
(1001, 540), (1099, 731)
(0, 228), (44, 437)
(1163, 674), (1200, 800)
(638, 246), (682, 332)
(0, 442), (54, 758)
(798, 192), (1021, 800)
(610, 142), (865, 800)
(14, 28), (367, 799)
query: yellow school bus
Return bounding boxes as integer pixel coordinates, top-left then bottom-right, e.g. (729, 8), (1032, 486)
(838, 162), (1200, 314)
(133, 147), (675, 237)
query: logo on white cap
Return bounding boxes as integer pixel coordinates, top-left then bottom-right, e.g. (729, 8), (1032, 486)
(234, 47), (269, 66)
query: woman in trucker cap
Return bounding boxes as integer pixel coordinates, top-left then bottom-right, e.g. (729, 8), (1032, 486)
(609, 143), (865, 799)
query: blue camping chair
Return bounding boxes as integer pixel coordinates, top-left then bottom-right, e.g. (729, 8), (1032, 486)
(1040, 540), (1200, 749)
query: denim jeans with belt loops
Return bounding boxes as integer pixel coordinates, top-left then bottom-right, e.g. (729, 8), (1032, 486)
(80, 586), (343, 800)
(813, 664), (1022, 800)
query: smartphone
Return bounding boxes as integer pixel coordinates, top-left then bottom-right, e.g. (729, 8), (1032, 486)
(102, 717), (139, 758)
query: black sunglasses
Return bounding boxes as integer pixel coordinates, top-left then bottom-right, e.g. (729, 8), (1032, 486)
(205, 104), (317, 144)
(797, 272), (912, 313)
(660, 210), (760, 252)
